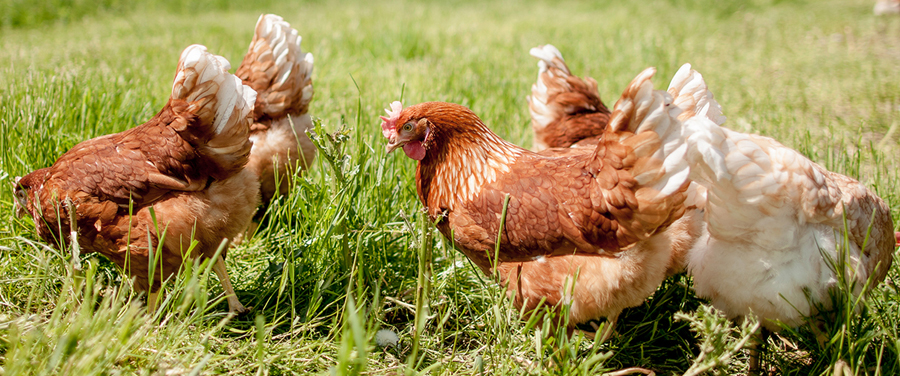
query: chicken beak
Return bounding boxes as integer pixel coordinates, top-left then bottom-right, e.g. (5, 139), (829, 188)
(385, 136), (402, 154)
(12, 177), (24, 218)
(14, 203), (24, 218)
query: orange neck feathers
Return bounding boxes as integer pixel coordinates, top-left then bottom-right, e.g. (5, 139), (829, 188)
(393, 102), (526, 213)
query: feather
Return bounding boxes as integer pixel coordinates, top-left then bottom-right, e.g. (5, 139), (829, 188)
(527, 44), (611, 151)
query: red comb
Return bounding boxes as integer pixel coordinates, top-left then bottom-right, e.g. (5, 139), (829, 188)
(380, 101), (403, 138)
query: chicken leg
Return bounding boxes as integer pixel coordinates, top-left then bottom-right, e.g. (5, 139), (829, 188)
(746, 325), (771, 376)
(598, 313), (618, 343)
(212, 255), (249, 314)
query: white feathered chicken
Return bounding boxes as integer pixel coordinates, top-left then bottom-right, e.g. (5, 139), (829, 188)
(681, 64), (894, 369)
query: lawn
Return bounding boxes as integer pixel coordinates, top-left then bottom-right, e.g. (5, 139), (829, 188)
(1, 0), (899, 374)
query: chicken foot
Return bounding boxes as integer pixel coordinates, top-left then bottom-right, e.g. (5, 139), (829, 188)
(598, 312), (619, 343)
(212, 255), (249, 314)
(143, 256), (247, 314)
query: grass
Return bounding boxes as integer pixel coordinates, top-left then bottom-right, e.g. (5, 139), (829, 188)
(1, 0), (899, 374)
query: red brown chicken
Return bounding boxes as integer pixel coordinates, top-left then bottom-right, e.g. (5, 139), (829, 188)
(236, 14), (316, 208)
(13, 45), (258, 313)
(527, 44), (611, 151)
(382, 67), (713, 336)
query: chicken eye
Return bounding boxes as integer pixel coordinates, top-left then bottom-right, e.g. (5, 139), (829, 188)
(402, 123), (413, 132)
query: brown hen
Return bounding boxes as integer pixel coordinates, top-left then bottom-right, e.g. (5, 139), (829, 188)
(14, 45), (258, 313)
(383, 67), (714, 336)
(236, 14), (316, 208)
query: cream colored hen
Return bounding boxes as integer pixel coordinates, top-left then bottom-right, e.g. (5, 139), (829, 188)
(682, 65), (894, 368)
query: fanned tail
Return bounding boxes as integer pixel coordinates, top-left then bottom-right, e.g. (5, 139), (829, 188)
(667, 64), (725, 125)
(170, 44), (256, 176)
(236, 13), (315, 119)
(664, 63), (726, 209)
(528, 45), (577, 130)
(588, 68), (690, 247)
(527, 44), (609, 150)
(605, 67), (690, 200)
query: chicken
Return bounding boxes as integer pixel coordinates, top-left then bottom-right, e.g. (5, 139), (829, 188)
(382, 66), (713, 336)
(527, 44), (611, 151)
(682, 64), (894, 368)
(13, 45), (259, 313)
(235, 14), (315, 208)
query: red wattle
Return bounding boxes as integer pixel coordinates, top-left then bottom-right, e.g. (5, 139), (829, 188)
(403, 141), (426, 160)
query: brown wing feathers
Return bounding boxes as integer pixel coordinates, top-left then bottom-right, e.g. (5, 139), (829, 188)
(584, 68), (689, 249)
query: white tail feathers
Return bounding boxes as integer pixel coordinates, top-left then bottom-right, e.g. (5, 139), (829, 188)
(529, 44), (569, 75)
(608, 67), (689, 198)
(529, 44), (591, 130)
(245, 14), (314, 116)
(527, 44), (610, 152)
(170, 44), (256, 173)
(683, 117), (731, 183)
(608, 68), (678, 134)
(172, 44), (256, 147)
(663, 64), (733, 186)
(528, 45), (568, 130)
(667, 64), (725, 126)
(608, 64), (722, 205)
